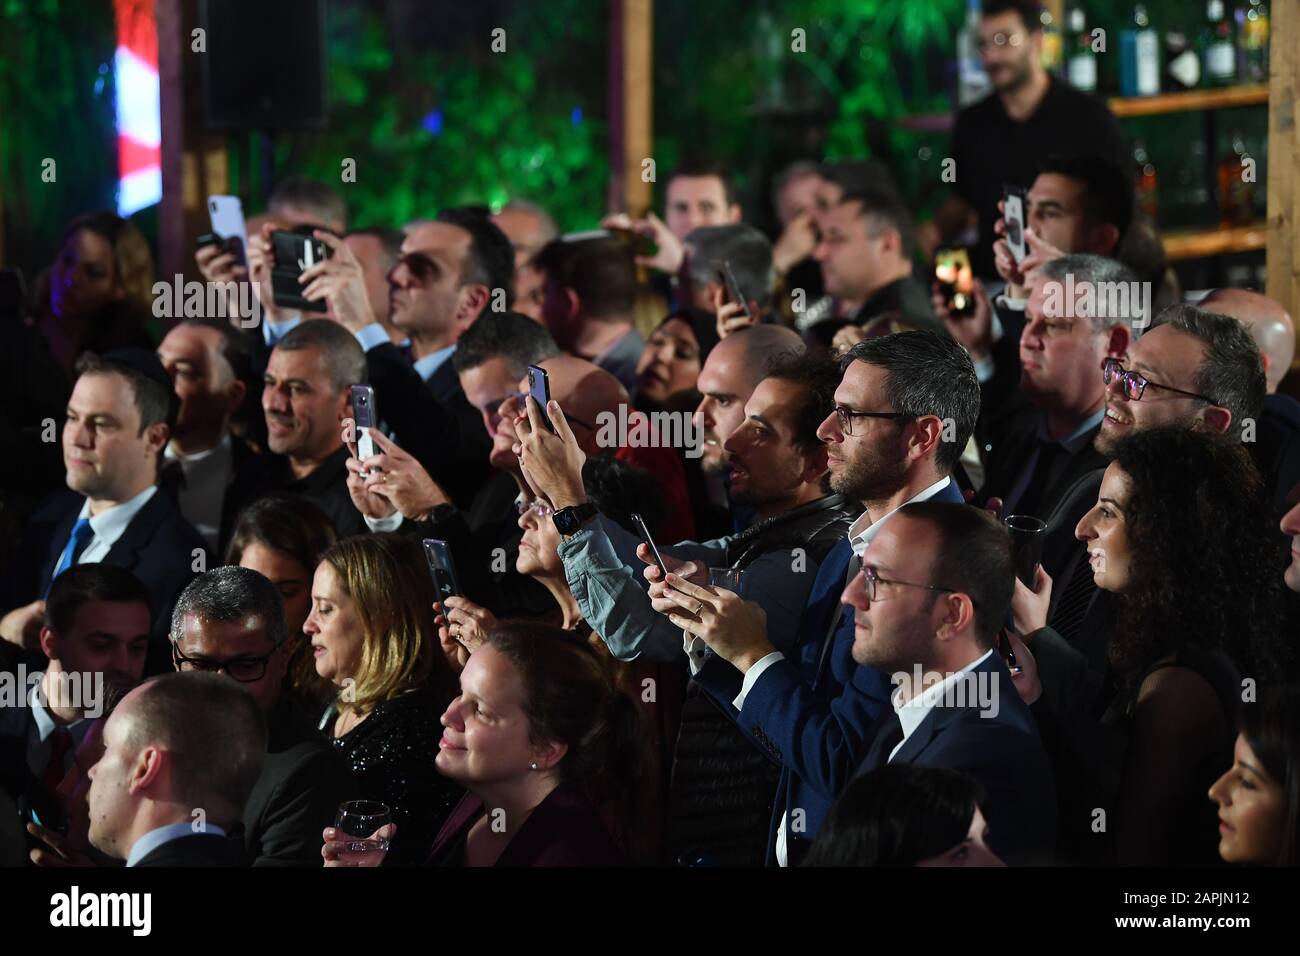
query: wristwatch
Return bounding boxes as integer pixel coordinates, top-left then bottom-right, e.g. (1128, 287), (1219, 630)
(552, 502), (598, 537)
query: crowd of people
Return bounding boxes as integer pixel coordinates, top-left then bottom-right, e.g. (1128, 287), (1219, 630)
(2, 0), (1299, 869)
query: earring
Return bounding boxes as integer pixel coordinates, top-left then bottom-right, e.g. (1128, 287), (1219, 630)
(529, 761), (538, 770)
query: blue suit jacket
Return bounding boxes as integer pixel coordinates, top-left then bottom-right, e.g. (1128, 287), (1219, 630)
(7, 488), (208, 674)
(854, 650), (1058, 866)
(693, 480), (966, 864)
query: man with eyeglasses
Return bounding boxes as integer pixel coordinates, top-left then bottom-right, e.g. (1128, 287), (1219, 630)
(168, 567), (355, 866)
(645, 330), (978, 865)
(978, 255), (1136, 522)
(923, 0), (1127, 280)
(843, 500), (1056, 865)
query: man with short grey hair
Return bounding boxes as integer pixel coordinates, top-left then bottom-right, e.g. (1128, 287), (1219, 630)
(224, 319), (369, 541)
(682, 223), (775, 322)
(169, 566), (355, 865)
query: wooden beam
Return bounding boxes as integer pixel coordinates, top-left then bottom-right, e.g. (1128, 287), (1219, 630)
(608, 0), (653, 218)
(1266, 0), (1299, 364)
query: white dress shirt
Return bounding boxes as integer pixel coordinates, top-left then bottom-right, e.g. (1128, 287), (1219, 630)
(889, 648), (994, 762)
(126, 820), (226, 867)
(71, 485), (159, 567)
(165, 435), (234, 552)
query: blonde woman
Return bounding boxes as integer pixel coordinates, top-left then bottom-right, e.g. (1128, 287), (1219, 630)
(306, 534), (460, 865)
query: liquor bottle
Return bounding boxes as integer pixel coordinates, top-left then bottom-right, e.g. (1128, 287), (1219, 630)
(1164, 28), (1201, 91)
(956, 0), (990, 106)
(1237, 0), (1269, 83)
(1201, 0), (1238, 86)
(1218, 129), (1257, 227)
(1066, 7), (1098, 93)
(1133, 140), (1159, 222)
(1120, 4), (1160, 97)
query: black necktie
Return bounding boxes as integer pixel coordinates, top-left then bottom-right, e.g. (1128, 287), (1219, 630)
(1012, 440), (1063, 520)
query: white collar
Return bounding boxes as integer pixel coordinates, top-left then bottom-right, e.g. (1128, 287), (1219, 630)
(165, 433), (232, 468)
(79, 484), (159, 546)
(126, 820), (226, 867)
(848, 476), (952, 556)
(893, 648), (995, 742)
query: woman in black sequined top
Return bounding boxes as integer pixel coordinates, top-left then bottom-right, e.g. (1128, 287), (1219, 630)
(306, 534), (462, 865)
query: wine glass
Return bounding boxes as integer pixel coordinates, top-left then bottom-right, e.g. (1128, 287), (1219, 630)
(334, 800), (392, 856)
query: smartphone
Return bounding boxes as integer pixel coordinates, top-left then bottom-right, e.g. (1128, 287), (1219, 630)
(716, 260), (752, 319)
(630, 512), (669, 579)
(1002, 185), (1028, 264)
(350, 385), (377, 462)
(526, 364), (554, 433)
(605, 225), (657, 258)
(422, 539), (462, 604)
(934, 247), (975, 318)
(270, 229), (330, 313)
(207, 195), (248, 267)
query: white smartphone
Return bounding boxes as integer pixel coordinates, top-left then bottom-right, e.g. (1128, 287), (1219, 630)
(1002, 186), (1027, 264)
(208, 195), (248, 266)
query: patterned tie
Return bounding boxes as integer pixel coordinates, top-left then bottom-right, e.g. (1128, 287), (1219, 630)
(45, 517), (94, 597)
(42, 728), (74, 792)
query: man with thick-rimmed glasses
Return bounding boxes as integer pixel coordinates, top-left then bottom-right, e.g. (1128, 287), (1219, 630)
(168, 566), (354, 866)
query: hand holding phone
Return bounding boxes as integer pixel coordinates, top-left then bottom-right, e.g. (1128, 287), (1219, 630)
(631, 513), (669, 580)
(933, 247), (975, 318)
(350, 385), (378, 466)
(716, 260), (753, 319)
(422, 539), (462, 604)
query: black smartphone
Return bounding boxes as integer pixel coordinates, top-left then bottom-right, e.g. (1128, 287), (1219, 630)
(422, 539), (462, 604)
(350, 385), (378, 463)
(630, 512), (669, 579)
(934, 247), (975, 318)
(527, 364), (554, 433)
(270, 229), (330, 313)
(1002, 185), (1028, 264)
(716, 260), (752, 319)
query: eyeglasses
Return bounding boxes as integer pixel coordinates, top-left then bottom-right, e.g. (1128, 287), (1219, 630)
(1102, 358), (1216, 405)
(859, 561), (978, 608)
(833, 404), (914, 437)
(516, 497), (555, 518)
(390, 252), (443, 287)
(506, 392), (596, 431)
(977, 30), (1025, 51)
(171, 644), (276, 683)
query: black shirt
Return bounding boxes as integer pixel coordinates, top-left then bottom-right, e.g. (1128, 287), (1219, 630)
(952, 76), (1128, 278)
(223, 445), (369, 545)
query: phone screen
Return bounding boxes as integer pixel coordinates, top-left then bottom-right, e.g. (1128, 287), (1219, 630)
(270, 231), (330, 313)
(1002, 186), (1028, 264)
(527, 364), (554, 433)
(350, 385), (377, 461)
(934, 248), (974, 318)
(208, 196), (248, 267)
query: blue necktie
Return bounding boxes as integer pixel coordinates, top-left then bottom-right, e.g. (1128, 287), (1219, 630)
(45, 518), (94, 598)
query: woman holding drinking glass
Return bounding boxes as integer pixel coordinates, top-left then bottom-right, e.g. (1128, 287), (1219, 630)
(1010, 426), (1286, 865)
(307, 534), (461, 865)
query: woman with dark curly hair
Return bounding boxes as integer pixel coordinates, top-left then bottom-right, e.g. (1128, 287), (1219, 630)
(1012, 426), (1288, 865)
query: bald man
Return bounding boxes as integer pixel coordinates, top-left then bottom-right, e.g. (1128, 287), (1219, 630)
(1200, 288), (1300, 514)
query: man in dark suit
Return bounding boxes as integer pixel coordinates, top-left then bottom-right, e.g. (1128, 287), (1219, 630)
(156, 318), (257, 554)
(846, 500), (1056, 866)
(1, 349), (209, 672)
(293, 209), (511, 512)
(977, 255), (1135, 521)
(0, 564), (151, 850)
(651, 331), (980, 864)
(223, 320), (370, 543)
(169, 566), (354, 865)
(85, 671), (265, 867)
